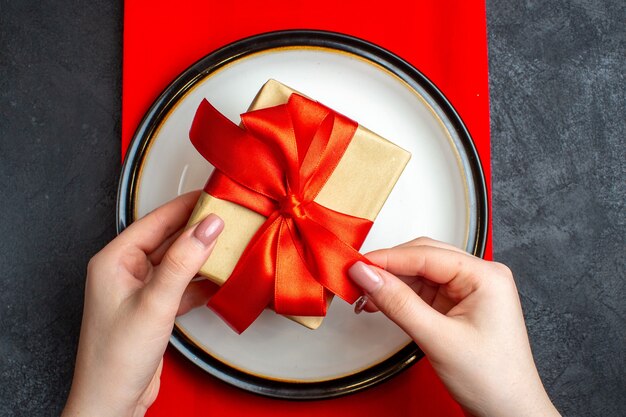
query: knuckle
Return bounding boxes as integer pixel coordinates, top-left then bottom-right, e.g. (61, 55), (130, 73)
(151, 208), (169, 232)
(86, 251), (109, 282)
(487, 262), (518, 293)
(161, 250), (191, 278)
(381, 288), (415, 320)
(491, 261), (513, 277)
(85, 257), (100, 290)
(413, 236), (434, 246)
(87, 254), (101, 273)
(87, 244), (121, 273)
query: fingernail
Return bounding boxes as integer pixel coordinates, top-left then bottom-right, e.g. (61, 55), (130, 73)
(348, 261), (383, 293)
(354, 295), (369, 314)
(193, 214), (224, 247)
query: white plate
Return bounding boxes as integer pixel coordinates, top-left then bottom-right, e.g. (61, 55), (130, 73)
(117, 31), (487, 399)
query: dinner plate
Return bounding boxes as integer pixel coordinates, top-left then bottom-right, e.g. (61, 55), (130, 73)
(117, 30), (488, 399)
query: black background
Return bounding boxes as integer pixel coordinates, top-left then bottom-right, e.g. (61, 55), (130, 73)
(0, 1), (624, 416)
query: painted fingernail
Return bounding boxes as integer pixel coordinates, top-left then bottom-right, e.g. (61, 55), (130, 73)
(354, 295), (369, 314)
(348, 261), (383, 293)
(193, 214), (224, 247)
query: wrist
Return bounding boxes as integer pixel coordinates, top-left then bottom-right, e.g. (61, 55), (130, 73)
(62, 386), (135, 417)
(481, 386), (559, 417)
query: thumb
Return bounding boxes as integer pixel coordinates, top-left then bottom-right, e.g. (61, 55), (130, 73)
(144, 214), (224, 309)
(348, 261), (445, 345)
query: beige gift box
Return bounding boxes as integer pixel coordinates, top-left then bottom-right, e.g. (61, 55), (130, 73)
(187, 79), (411, 329)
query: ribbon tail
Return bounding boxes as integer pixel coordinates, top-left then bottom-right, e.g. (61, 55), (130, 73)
(208, 214), (282, 333)
(295, 216), (369, 304)
(306, 201), (373, 249)
(274, 219), (326, 316)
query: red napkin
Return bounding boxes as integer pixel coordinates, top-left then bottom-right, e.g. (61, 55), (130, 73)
(122, 1), (492, 415)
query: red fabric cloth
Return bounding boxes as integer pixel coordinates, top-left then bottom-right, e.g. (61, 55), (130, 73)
(122, 0), (492, 415)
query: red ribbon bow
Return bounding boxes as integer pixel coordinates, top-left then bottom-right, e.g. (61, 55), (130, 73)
(190, 94), (372, 333)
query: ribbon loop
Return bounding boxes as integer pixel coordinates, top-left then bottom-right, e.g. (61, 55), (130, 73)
(189, 94), (373, 333)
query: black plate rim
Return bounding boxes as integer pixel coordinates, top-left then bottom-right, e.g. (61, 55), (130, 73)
(116, 29), (489, 400)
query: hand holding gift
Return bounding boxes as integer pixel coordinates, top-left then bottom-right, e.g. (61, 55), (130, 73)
(63, 212), (560, 417)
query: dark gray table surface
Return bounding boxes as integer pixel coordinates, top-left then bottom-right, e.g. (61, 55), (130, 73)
(1, 1), (624, 416)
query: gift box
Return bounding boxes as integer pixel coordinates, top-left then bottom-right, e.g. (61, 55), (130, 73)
(186, 79), (411, 332)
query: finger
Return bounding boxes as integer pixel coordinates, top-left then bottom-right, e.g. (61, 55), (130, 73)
(114, 191), (201, 253)
(395, 236), (469, 255)
(355, 275), (414, 313)
(143, 213), (224, 308)
(358, 276), (438, 313)
(348, 261), (446, 344)
(364, 245), (486, 292)
(177, 279), (220, 316)
(147, 228), (184, 265)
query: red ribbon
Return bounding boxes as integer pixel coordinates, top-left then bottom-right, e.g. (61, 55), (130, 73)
(189, 94), (372, 333)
